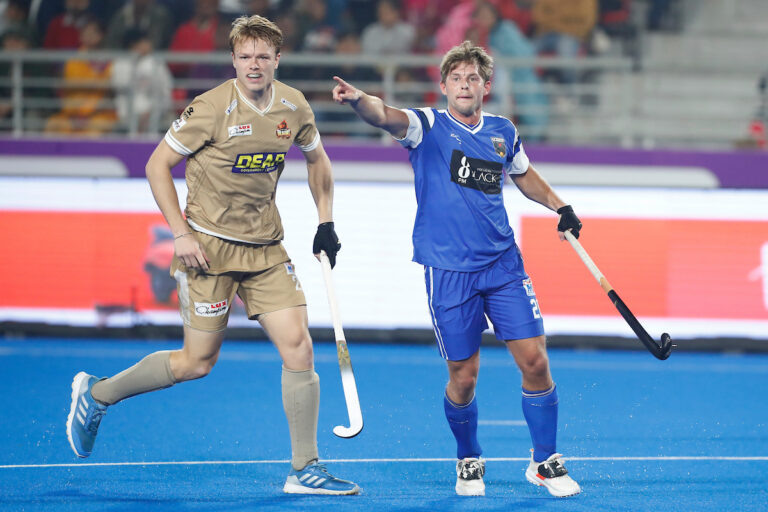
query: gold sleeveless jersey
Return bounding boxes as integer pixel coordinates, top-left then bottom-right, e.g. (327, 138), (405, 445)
(164, 79), (320, 244)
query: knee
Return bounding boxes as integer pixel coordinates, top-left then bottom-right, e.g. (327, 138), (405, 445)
(450, 372), (477, 396)
(282, 333), (314, 370)
(518, 352), (550, 381)
(173, 353), (217, 382)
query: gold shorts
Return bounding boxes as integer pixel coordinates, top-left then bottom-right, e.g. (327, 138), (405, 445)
(170, 232), (306, 331)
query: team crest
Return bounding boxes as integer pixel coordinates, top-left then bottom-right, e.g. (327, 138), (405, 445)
(491, 137), (506, 157)
(522, 278), (535, 297)
(276, 120), (291, 138)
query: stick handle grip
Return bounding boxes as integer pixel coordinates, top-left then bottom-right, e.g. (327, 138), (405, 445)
(564, 231), (613, 294)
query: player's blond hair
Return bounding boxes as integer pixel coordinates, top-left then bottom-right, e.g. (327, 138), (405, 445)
(439, 41), (494, 83)
(229, 15), (283, 54)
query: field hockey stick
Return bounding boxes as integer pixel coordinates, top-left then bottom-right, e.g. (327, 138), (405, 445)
(319, 251), (364, 438)
(564, 231), (673, 360)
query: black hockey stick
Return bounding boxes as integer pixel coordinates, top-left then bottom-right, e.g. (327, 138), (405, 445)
(564, 231), (673, 360)
(319, 251), (364, 438)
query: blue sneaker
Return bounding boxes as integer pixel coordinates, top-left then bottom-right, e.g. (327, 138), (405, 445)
(283, 463), (360, 495)
(66, 372), (108, 458)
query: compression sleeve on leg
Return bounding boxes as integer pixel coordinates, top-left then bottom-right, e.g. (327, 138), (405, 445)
(444, 393), (482, 460)
(282, 367), (320, 471)
(522, 384), (558, 463)
(90, 350), (177, 406)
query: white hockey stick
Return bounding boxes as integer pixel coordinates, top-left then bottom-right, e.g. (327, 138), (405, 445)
(319, 251), (364, 438)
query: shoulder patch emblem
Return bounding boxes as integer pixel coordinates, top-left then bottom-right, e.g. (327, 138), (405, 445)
(276, 120), (291, 138)
(225, 99), (238, 115)
(280, 98), (297, 111)
(172, 117), (186, 132)
(182, 106), (194, 120)
(491, 137), (506, 157)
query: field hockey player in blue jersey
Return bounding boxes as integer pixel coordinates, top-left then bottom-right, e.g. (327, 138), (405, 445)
(332, 41), (583, 497)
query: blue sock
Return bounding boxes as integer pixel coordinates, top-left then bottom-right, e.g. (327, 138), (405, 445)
(444, 393), (482, 459)
(521, 384), (558, 463)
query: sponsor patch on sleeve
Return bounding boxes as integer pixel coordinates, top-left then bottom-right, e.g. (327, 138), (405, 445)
(172, 117), (186, 132)
(194, 299), (229, 317)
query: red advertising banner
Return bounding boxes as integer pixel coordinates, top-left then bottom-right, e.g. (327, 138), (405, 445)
(1, 211), (178, 311)
(521, 217), (768, 320)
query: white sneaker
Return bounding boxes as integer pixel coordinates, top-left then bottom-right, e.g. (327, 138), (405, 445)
(525, 452), (581, 497)
(455, 457), (485, 496)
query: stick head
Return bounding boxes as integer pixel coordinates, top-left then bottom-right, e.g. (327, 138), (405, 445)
(657, 333), (673, 360)
(333, 421), (363, 439)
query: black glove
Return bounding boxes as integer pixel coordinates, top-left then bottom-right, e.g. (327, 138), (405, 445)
(557, 205), (582, 239)
(313, 222), (341, 268)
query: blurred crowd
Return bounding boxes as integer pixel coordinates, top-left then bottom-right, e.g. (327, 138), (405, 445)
(0, 0), (676, 137)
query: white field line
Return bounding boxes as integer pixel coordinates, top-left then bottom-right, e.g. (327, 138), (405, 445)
(478, 420), (528, 426)
(3, 456), (768, 470)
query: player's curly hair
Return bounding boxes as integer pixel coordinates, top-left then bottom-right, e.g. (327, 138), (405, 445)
(229, 15), (283, 54)
(439, 41), (494, 83)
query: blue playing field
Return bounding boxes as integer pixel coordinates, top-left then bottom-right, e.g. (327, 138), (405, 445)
(1, 337), (766, 511)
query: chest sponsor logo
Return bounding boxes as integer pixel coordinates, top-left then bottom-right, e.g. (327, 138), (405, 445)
(225, 99), (238, 115)
(522, 278), (535, 297)
(491, 137), (506, 157)
(449, 150), (503, 195)
(232, 152), (286, 173)
(276, 119), (291, 138)
(228, 124), (252, 137)
(194, 299), (229, 317)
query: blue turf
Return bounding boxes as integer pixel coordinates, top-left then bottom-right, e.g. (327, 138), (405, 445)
(1, 337), (767, 511)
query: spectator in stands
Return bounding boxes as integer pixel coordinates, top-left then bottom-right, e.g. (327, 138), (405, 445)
(361, 0), (415, 55)
(531, 0), (597, 85)
(472, 1), (549, 139)
(42, 0), (90, 49)
(111, 28), (173, 134)
(168, 0), (221, 77)
(296, 0), (353, 52)
(44, 17), (116, 135)
(402, 0), (460, 52)
(103, 0), (173, 50)
(0, 0), (36, 42)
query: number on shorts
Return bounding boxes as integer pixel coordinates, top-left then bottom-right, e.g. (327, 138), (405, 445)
(530, 298), (541, 319)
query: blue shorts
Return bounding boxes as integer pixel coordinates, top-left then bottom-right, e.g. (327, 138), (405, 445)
(423, 245), (545, 361)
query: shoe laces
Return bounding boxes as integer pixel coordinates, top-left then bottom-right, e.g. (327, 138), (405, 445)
(85, 406), (106, 434)
(308, 463), (332, 477)
(458, 459), (485, 480)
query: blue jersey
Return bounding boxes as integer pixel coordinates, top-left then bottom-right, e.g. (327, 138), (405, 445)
(397, 107), (530, 271)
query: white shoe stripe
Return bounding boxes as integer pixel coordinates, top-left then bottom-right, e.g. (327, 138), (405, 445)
(305, 475), (318, 484)
(80, 395), (88, 407)
(78, 403), (87, 417)
(299, 473), (312, 482)
(76, 412), (85, 424)
(313, 477), (326, 487)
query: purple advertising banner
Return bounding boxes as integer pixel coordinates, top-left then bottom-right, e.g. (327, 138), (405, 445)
(1, 137), (767, 188)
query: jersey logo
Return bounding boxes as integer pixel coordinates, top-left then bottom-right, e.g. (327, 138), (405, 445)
(276, 120), (291, 138)
(228, 124), (252, 137)
(182, 106), (194, 120)
(194, 299), (229, 317)
(172, 117), (186, 132)
(449, 150), (503, 195)
(491, 137), (506, 157)
(232, 152), (286, 173)
(522, 278), (535, 297)
(225, 99), (238, 115)
(281, 98), (297, 111)
(451, 133), (462, 144)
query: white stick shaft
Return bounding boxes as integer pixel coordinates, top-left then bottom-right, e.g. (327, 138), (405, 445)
(564, 230), (613, 293)
(319, 252), (346, 343)
(318, 251), (363, 438)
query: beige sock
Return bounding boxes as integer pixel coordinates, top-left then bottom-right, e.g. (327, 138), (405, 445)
(281, 367), (320, 471)
(90, 351), (177, 406)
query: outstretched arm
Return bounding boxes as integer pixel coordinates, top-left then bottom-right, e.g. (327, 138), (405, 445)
(511, 164), (582, 241)
(332, 76), (410, 139)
